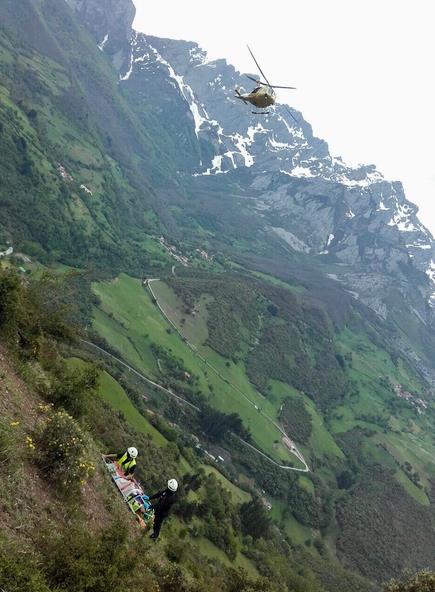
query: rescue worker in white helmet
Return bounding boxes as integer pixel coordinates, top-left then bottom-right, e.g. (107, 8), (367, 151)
(104, 446), (138, 480)
(149, 478), (178, 540)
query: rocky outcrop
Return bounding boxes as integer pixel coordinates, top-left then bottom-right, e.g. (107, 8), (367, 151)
(65, 0), (135, 70)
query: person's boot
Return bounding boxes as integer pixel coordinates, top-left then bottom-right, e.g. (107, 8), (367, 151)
(150, 532), (158, 541)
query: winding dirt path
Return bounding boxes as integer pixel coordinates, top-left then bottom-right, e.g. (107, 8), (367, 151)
(146, 279), (309, 472)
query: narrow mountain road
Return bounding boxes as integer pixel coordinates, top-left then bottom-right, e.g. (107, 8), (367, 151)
(80, 339), (200, 411)
(82, 335), (308, 472)
(146, 279), (309, 472)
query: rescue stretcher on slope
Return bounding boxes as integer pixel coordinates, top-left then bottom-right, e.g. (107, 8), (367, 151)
(102, 455), (154, 529)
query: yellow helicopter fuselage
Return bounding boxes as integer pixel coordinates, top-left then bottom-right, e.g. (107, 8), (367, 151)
(237, 86), (276, 109)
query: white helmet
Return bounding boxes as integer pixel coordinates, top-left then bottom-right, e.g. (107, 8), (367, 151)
(167, 478), (178, 492)
(128, 447), (138, 458)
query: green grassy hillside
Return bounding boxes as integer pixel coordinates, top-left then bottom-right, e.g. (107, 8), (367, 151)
(92, 274), (301, 467)
(90, 270), (435, 584)
(0, 0), (181, 273)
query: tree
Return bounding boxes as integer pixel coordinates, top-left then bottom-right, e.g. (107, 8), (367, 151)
(199, 405), (249, 442)
(46, 361), (99, 418)
(240, 498), (271, 539)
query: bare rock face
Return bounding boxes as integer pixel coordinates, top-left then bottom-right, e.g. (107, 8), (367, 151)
(65, 0), (135, 70)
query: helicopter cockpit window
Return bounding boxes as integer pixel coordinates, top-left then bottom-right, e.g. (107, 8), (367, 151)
(253, 87), (261, 93)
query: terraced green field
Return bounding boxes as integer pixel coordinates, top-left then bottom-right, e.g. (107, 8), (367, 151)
(67, 357), (167, 446)
(92, 274), (304, 467)
(332, 326), (435, 498)
(202, 466), (251, 505)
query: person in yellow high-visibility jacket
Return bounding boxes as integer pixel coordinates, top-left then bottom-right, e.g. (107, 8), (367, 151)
(104, 447), (138, 480)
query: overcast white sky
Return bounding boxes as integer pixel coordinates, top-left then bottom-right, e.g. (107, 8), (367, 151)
(132, 0), (435, 234)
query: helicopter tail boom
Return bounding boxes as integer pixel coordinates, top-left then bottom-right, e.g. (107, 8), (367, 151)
(235, 88), (249, 104)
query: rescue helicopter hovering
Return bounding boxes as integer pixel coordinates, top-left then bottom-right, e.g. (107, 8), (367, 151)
(235, 45), (297, 122)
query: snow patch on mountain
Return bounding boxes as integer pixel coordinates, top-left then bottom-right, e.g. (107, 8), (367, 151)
(269, 136), (296, 150)
(98, 33), (109, 51)
(277, 113), (300, 137)
(203, 155), (224, 175)
(147, 44), (208, 137)
(189, 46), (207, 65)
(332, 169), (384, 188)
(223, 151), (234, 165)
(377, 200), (389, 211)
(425, 260), (435, 307)
(290, 165), (315, 178)
(231, 133), (254, 167)
(426, 260), (435, 282)
(120, 49), (134, 80)
(388, 203), (418, 232)
(408, 244), (432, 250)
(119, 30), (138, 81)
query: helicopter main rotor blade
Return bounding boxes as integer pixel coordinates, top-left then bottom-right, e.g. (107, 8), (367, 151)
(283, 105), (299, 125)
(246, 74), (261, 83)
(245, 74), (295, 90)
(247, 45), (274, 90)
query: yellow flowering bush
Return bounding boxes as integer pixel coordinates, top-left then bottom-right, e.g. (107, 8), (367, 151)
(38, 410), (95, 495)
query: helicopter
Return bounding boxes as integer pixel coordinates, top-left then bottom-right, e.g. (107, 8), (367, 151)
(235, 45), (297, 122)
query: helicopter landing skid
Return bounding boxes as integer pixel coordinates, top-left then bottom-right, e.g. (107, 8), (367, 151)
(252, 110), (270, 115)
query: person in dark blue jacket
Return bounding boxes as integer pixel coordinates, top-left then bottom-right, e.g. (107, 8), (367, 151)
(149, 478), (178, 539)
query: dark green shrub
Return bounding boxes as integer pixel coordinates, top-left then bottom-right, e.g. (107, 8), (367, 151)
(240, 498), (271, 540)
(165, 539), (186, 563)
(46, 360), (98, 418)
(0, 536), (51, 592)
(383, 571), (435, 592)
(280, 397), (312, 445)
